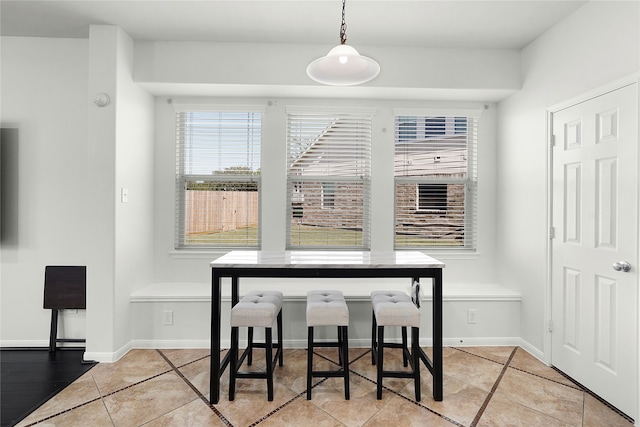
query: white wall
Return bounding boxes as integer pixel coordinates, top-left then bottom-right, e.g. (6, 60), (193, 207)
(1, 37), (90, 345)
(134, 42), (521, 101)
(496, 1), (640, 353)
(0, 28), (155, 360)
(113, 28), (156, 357)
(85, 26), (156, 361)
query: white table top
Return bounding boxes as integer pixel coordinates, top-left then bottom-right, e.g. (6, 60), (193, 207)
(210, 250), (445, 269)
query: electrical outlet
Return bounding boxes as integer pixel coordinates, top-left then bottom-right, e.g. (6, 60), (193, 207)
(163, 310), (174, 326)
(467, 309), (477, 324)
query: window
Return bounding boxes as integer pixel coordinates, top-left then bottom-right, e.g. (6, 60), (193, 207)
(394, 114), (478, 249)
(286, 109), (372, 249)
(397, 116), (417, 141)
(418, 184), (448, 211)
(175, 110), (262, 248)
(322, 182), (335, 209)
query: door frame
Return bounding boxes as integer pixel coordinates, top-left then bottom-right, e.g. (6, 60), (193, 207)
(545, 73), (640, 420)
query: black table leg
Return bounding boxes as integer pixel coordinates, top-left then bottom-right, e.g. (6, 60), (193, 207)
(210, 270), (222, 404)
(433, 269), (443, 401)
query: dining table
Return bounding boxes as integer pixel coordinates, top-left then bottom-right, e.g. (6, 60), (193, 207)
(209, 250), (445, 404)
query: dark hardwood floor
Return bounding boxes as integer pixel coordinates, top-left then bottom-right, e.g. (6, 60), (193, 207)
(0, 348), (96, 427)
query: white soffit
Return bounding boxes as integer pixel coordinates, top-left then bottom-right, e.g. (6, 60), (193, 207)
(1, 1), (588, 50)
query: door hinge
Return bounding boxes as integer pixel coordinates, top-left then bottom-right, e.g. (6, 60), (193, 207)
(550, 135), (556, 147)
(549, 226), (555, 239)
(547, 319), (553, 333)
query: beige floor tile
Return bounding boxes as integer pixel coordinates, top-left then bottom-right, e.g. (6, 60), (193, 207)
(19, 399), (115, 427)
(103, 371), (199, 426)
(13, 347), (634, 427)
(90, 349), (172, 396)
(176, 356), (212, 397)
(440, 347), (504, 392)
(410, 372), (489, 426)
(309, 374), (391, 427)
(213, 381), (299, 426)
(143, 398), (226, 427)
(362, 395), (457, 427)
(456, 345), (516, 364)
(273, 348), (311, 393)
(348, 347), (414, 393)
(259, 398), (346, 427)
(509, 347), (580, 388)
(583, 393), (634, 427)
(158, 348), (210, 368)
(477, 394), (574, 427)
(494, 367), (584, 426)
(16, 371), (101, 426)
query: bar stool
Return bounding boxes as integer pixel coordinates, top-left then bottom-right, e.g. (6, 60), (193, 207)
(370, 291), (411, 365)
(306, 290), (350, 400)
(229, 290), (283, 401)
(371, 290), (421, 401)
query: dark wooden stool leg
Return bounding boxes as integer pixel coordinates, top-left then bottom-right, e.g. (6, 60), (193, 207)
(265, 328), (274, 401)
(306, 326), (314, 400)
(376, 325), (384, 400)
(412, 327), (421, 401)
(342, 326), (350, 400)
(229, 326), (239, 401)
(49, 309), (59, 353)
(401, 326), (408, 366)
(247, 327), (254, 365)
(371, 309), (377, 365)
(277, 311), (283, 366)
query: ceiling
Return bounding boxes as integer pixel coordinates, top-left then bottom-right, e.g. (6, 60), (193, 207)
(1, 0), (588, 50)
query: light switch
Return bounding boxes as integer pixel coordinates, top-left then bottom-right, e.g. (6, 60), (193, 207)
(121, 187), (129, 203)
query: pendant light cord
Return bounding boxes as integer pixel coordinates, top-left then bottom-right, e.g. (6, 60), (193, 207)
(339, 0), (347, 45)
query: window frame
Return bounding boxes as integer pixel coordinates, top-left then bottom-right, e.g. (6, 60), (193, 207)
(174, 107), (263, 249)
(393, 111), (479, 250)
(285, 108), (373, 250)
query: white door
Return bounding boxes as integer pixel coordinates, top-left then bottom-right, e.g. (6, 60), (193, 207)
(551, 83), (638, 417)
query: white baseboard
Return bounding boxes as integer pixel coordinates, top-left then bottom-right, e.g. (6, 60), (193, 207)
(1, 339), (50, 348)
(84, 341), (131, 363)
(514, 338), (545, 363)
(441, 336), (524, 347)
(131, 339), (211, 350)
(3, 337), (545, 366)
(127, 337), (540, 352)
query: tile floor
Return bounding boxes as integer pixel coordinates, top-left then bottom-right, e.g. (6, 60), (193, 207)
(16, 346), (633, 427)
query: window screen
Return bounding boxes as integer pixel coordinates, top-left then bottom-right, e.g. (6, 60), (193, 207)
(286, 110), (372, 249)
(175, 110), (262, 248)
(395, 114), (478, 249)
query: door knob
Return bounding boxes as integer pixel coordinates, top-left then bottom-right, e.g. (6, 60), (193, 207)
(612, 261), (631, 272)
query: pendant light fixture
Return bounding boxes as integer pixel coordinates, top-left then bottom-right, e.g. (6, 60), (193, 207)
(306, 0), (380, 86)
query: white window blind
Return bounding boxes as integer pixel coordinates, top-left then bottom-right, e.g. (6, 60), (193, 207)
(175, 110), (261, 248)
(394, 114), (478, 249)
(286, 110), (372, 249)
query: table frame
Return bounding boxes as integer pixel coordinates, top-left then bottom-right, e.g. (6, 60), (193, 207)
(209, 266), (443, 404)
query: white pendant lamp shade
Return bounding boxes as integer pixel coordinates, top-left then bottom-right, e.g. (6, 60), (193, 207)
(307, 44), (380, 86)
(306, 0), (380, 86)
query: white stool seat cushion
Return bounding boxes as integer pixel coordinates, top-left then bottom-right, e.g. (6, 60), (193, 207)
(231, 291), (283, 328)
(372, 294), (420, 328)
(371, 290), (411, 307)
(306, 290), (349, 327)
